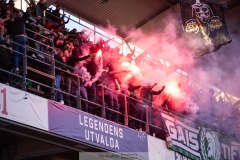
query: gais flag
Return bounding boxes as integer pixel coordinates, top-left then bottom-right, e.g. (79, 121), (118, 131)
(180, 0), (231, 56)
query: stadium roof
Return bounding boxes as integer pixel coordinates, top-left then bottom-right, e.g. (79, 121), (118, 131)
(52, 0), (240, 36)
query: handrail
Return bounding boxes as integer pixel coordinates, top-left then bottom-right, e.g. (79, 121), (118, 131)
(27, 53), (53, 67)
(31, 23), (55, 35)
(25, 28), (53, 41)
(26, 38), (54, 55)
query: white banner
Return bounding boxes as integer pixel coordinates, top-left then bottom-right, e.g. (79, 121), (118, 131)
(0, 83), (49, 131)
(147, 135), (191, 160)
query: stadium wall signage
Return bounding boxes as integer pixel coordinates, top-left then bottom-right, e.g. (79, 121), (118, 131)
(161, 112), (240, 160)
(48, 100), (148, 159)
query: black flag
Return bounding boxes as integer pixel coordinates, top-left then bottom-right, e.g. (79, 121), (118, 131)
(180, 0), (231, 56)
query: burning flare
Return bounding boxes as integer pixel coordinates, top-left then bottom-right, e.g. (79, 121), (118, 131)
(121, 61), (141, 74)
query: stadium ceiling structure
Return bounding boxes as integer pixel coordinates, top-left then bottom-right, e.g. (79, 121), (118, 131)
(50, 0), (240, 36)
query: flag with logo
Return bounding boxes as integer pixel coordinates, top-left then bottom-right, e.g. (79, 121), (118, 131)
(180, 0), (231, 56)
(161, 111), (240, 160)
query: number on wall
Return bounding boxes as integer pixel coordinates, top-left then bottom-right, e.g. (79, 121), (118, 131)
(1, 88), (8, 115)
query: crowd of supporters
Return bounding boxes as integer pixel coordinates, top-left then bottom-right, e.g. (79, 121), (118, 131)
(0, 0), (239, 140)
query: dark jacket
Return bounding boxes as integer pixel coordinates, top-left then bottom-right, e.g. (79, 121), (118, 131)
(6, 13), (30, 37)
(54, 54), (66, 75)
(65, 54), (90, 78)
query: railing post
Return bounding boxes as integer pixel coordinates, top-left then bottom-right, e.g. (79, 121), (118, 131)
(124, 95), (128, 126)
(101, 85), (106, 118)
(145, 105), (149, 134)
(49, 38), (55, 100)
(77, 76), (82, 110)
(22, 40), (27, 91)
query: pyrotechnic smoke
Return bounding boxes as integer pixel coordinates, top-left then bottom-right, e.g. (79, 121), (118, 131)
(100, 4), (240, 133)
(101, 9), (198, 106)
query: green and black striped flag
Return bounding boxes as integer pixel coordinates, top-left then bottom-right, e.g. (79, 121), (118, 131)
(180, 0), (231, 56)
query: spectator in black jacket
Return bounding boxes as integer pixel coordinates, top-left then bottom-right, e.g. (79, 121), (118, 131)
(51, 5), (61, 24)
(36, 0), (46, 18)
(101, 64), (121, 123)
(36, 0), (47, 25)
(6, 10), (35, 73)
(85, 47), (103, 113)
(64, 48), (91, 107)
(140, 83), (165, 133)
(127, 78), (143, 129)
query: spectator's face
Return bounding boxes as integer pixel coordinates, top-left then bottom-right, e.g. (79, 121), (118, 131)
(17, 11), (23, 17)
(69, 43), (74, 50)
(73, 40), (79, 46)
(63, 50), (70, 58)
(57, 39), (64, 44)
(62, 56), (66, 62)
(6, 11), (10, 15)
(30, 2), (35, 7)
(9, 2), (15, 7)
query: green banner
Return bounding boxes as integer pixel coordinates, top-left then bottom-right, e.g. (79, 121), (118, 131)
(161, 112), (240, 160)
